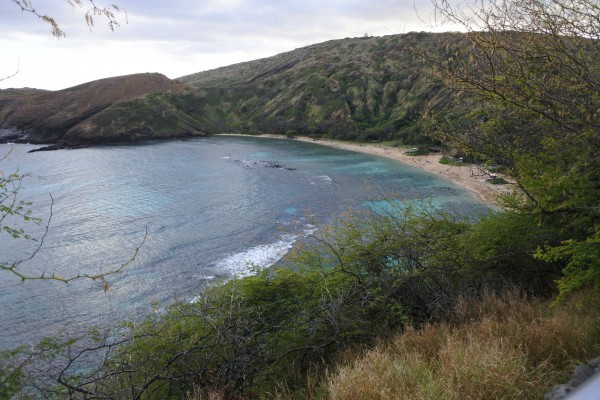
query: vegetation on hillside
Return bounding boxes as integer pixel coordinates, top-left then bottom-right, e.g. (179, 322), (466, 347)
(325, 289), (600, 400)
(70, 91), (208, 143)
(0, 33), (467, 146)
(0, 73), (198, 145)
(422, 0), (600, 302)
(177, 32), (461, 142)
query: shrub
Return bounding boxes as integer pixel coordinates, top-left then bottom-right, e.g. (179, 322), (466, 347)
(488, 177), (509, 185)
(405, 147), (429, 156)
(439, 156), (452, 164)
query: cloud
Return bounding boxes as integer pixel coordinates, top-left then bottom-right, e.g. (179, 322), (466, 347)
(0, 0), (441, 90)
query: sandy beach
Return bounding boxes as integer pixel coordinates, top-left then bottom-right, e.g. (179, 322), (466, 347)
(220, 134), (512, 205)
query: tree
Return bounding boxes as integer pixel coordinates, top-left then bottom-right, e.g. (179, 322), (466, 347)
(422, 0), (600, 299)
(9, 0), (126, 38)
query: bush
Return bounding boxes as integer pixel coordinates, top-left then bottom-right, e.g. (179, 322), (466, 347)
(405, 147), (429, 156)
(439, 156), (452, 164)
(463, 212), (562, 295)
(488, 177), (509, 185)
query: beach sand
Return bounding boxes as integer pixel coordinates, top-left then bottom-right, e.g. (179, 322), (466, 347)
(220, 134), (512, 205)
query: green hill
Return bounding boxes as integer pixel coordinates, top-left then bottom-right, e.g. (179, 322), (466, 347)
(178, 31), (462, 141)
(0, 32), (466, 147)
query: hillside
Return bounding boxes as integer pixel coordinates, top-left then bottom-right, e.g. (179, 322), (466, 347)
(0, 73), (207, 147)
(177, 32), (464, 141)
(0, 32), (466, 147)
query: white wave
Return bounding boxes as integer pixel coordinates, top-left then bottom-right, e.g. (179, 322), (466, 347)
(192, 225), (319, 304)
(214, 234), (297, 278)
(315, 175), (333, 182)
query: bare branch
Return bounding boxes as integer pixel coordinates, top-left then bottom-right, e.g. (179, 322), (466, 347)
(1, 155), (147, 283)
(1, 225), (147, 284)
(10, 0), (127, 38)
(0, 60), (20, 82)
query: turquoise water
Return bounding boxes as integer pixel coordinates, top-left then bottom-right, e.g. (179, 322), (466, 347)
(0, 136), (488, 349)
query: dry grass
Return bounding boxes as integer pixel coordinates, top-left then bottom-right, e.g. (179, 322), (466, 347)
(187, 290), (600, 399)
(326, 290), (600, 400)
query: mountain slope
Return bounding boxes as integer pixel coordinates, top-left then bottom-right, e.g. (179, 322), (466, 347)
(0, 32), (467, 147)
(177, 32), (463, 141)
(0, 73), (206, 146)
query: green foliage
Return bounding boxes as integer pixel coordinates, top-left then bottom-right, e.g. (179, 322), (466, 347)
(4, 205), (498, 398)
(87, 92), (207, 140)
(464, 212), (562, 295)
(174, 33), (457, 143)
(487, 177), (508, 185)
(438, 156), (464, 166)
(0, 170), (41, 240)
(0, 348), (23, 399)
(0, 162), (45, 280)
(423, 0), (600, 301)
(536, 228), (600, 302)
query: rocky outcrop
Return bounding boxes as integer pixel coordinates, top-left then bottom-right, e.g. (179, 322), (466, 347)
(545, 356), (600, 400)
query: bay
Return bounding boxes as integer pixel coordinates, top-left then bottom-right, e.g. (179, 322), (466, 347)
(0, 136), (487, 350)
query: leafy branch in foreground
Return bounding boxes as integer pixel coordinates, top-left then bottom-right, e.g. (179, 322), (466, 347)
(1, 222), (147, 286)
(10, 0), (127, 38)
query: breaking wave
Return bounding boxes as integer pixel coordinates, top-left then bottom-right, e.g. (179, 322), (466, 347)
(212, 225), (317, 278)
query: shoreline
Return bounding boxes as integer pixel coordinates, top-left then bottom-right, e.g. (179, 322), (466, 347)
(218, 134), (512, 205)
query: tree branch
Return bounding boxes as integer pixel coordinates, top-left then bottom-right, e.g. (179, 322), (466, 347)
(10, 0), (127, 38)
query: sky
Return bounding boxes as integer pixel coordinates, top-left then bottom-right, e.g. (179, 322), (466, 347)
(0, 0), (451, 91)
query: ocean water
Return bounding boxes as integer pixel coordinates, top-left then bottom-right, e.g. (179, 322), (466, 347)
(0, 136), (488, 350)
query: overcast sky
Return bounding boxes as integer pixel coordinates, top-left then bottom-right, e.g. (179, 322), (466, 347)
(0, 0), (450, 90)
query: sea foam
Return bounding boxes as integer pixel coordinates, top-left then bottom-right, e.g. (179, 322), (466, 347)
(212, 225), (317, 278)
(213, 234), (296, 277)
